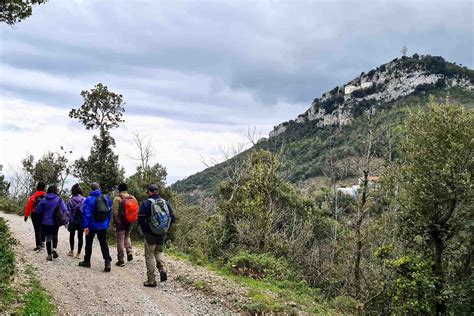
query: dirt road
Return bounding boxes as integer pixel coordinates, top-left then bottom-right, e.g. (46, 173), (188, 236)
(1, 212), (235, 315)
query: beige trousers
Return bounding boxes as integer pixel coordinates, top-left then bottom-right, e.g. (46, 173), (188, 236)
(116, 225), (133, 261)
(144, 238), (165, 283)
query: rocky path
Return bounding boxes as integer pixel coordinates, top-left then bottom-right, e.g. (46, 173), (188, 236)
(1, 212), (241, 315)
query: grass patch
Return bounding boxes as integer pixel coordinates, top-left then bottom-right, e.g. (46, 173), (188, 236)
(21, 266), (54, 316)
(0, 215), (54, 314)
(166, 245), (334, 314)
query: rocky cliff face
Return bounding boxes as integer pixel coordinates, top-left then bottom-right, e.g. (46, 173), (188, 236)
(269, 55), (473, 138)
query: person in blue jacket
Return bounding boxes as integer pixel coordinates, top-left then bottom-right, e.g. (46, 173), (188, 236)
(78, 182), (113, 272)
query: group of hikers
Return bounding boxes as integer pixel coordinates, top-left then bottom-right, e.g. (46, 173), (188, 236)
(23, 181), (175, 287)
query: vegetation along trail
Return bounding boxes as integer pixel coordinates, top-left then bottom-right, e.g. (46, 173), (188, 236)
(0, 212), (234, 315)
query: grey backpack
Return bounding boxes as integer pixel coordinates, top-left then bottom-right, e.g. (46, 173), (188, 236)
(148, 198), (171, 235)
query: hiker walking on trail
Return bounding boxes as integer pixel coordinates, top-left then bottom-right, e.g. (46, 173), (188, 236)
(138, 184), (175, 287)
(24, 181), (47, 251)
(66, 183), (85, 259)
(35, 185), (69, 261)
(113, 182), (139, 267)
(78, 182), (113, 272)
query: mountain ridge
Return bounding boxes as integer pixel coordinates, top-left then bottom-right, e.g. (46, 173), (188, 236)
(267, 54), (473, 138)
(173, 55), (474, 196)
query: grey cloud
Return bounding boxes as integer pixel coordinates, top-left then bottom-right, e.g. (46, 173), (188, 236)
(0, 123), (22, 132)
(0, 0), (472, 127)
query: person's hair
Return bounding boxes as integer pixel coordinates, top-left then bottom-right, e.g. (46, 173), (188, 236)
(147, 184), (159, 193)
(47, 185), (58, 194)
(118, 183), (128, 192)
(90, 182), (100, 191)
(71, 183), (83, 196)
(36, 181), (46, 191)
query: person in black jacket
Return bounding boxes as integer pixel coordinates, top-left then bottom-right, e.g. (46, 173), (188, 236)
(138, 184), (175, 287)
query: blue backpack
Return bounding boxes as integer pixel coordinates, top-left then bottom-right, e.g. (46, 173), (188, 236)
(148, 198), (171, 235)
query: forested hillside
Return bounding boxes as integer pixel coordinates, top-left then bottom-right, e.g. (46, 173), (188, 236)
(168, 55), (473, 314)
(173, 55), (474, 198)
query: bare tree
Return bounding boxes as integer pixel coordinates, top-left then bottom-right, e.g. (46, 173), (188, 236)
(127, 132), (156, 177)
(6, 165), (33, 200)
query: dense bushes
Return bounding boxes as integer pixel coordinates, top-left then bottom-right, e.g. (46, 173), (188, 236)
(227, 252), (295, 280)
(171, 98), (473, 314)
(0, 196), (23, 215)
(0, 217), (16, 309)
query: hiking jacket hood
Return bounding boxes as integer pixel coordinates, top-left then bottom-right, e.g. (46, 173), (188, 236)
(66, 194), (85, 225)
(24, 191), (46, 218)
(35, 193), (69, 226)
(82, 189), (112, 230)
(138, 194), (175, 235)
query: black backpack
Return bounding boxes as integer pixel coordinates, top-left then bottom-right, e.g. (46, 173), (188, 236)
(34, 195), (45, 211)
(54, 199), (66, 226)
(93, 195), (110, 222)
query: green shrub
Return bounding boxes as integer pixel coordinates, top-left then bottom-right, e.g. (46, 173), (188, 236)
(0, 217), (16, 310)
(227, 252), (294, 281)
(330, 295), (359, 313)
(0, 196), (23, 215)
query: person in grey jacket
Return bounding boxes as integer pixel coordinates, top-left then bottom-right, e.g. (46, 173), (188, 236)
(66, 184), (85, 259)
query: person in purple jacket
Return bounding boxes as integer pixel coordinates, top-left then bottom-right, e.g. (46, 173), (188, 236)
(35, 185), (69, 261)
(66, 183), (85, 259)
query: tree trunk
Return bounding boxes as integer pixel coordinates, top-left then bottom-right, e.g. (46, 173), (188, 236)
(354, 171), (369, 299)
(354, 224), (362, 298)
(432, 233), (447, 315)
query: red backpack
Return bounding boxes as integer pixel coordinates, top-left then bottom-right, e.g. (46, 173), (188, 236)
(120, 195), (139, 224)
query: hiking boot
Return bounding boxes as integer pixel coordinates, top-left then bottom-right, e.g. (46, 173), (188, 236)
(104, 261), (111, 272)
(33, 246), (41, 251)
(127, 252), (133, 262)
(143, 280), (157, 287)
(52, 249), (58, 259)
(67, 250), (74, 257)
(115, 260), (125, 267)
(78, 261), (91, 268)
(160, 270), (168, 282)
(46, 255), (53, 261)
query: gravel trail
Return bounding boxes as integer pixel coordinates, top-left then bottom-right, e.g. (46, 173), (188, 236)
(1, 212), (235, 315)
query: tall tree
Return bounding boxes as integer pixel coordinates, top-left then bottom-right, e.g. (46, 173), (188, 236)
(0, 0), (48, 25)
(388, 99), (473, 314)
(69, 83), (125, 192)
(21, 148), (71, 193)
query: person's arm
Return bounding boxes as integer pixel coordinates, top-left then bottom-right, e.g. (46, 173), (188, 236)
(82, 197), (91, 230)
(138, 201), (146, 223)
(65, 199), (73, 222)
(24, 195), (34, 220)
(61, 199), (69, 214)
(112, 196), (121, 222)
(60, 199), (69, 226)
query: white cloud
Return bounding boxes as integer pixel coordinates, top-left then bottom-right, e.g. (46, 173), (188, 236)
(0, 97), (258, 184)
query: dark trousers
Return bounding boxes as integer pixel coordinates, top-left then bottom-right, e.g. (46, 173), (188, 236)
(31, 212), (45, 247)
(69, 229), (84, 254)
(42, 225), (59, 255)
(84, 229), (112, 263)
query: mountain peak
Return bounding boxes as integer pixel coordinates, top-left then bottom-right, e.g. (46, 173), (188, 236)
(269, 55), (474, 138)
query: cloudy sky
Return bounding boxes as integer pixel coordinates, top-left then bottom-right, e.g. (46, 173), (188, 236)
(0, 0), (472, 184)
